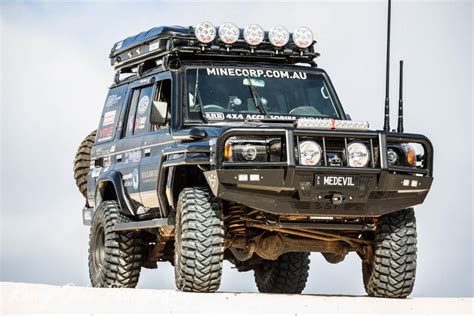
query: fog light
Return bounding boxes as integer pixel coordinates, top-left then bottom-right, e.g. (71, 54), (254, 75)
(269, 25), (289, 47)
(218, 22), (240, 44)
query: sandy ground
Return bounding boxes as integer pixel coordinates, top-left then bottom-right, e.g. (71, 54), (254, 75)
(1, 282), (472, 314)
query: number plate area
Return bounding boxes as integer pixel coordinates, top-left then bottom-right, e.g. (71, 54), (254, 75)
(315, 175), (360, 187)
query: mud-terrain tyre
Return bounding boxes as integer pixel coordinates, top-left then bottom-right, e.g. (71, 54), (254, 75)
(74, 130), (97, 198)
(89, 201), (143, 288)
(362, 208), (417, 298)
(254, 252), (310, 294)
(174, 187), (225, 292)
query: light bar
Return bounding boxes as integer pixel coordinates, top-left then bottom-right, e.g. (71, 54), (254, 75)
(297, 118), (370, 130)
(195, 21), (216, 44)
(243, 24), (265, 46)
(218, 22), (240, 45)
(268, 25), (289, 47)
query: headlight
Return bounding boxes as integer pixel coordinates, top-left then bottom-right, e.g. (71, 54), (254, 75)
(292, 26), (313, 49)
(269, 25), (289, 47)
(195, 21), (216, 44)
(218, 22), (240, 45)
(387, 148), (399, 165)
(299, 140), (322, 166)
(347, 142), (370, 167)
(243, 24), (265, 46)
(224, 137), (271, 162)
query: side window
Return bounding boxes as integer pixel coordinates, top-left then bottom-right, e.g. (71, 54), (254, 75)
(124, 85), (153, 137)
(150, 79), (171, 131)
(97, 84), (128, 143)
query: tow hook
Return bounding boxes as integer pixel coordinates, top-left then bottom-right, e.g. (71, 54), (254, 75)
(331, 193), (344, 206)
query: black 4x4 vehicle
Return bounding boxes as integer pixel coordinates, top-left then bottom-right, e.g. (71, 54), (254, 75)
(74, 22), (433, 298)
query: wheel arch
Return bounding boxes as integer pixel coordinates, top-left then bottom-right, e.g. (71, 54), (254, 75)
(95, 170), (135, 216)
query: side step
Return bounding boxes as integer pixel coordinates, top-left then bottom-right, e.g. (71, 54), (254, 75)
(112, 218), (170, 232)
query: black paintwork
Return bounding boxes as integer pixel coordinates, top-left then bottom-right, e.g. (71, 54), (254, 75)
(85, 29), (434, 225)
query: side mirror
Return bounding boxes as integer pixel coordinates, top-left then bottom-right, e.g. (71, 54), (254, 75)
(151, 101), (168, 125)
(346, 114), (352, 120)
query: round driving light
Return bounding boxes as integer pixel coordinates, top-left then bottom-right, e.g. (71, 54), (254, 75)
(243, 24), (265, 46)
(299, 140), (322, 166)
(387, 149), (398, 165)
(347, 142), (370, 167)
(292, 26), (313, 49)
(242, 144), (258, 161)
(268, 25), (289, 47)
(218, 22), (240, 45)
(195, 21), (216, 44)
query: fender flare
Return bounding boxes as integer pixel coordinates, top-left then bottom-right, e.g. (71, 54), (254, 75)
(95, 170), (135, 216)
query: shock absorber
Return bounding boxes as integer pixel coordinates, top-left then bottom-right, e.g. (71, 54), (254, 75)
(227, 204), (247, 237)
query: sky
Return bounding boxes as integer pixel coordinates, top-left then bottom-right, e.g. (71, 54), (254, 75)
(0, 0), (473, 297)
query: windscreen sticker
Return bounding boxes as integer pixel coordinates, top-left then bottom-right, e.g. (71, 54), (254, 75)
(206, 68), (307, 80)
(138, 95), (150, 115)
(105, 94), (122, 107)
(103, 110), (116, 126)
(206, 112), (298, 121)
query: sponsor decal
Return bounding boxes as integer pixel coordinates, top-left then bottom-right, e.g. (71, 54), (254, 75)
(205, 112), (225, 120)
(103, 155), (112, 168)
(124, 150), (142, 163)
(135, 116), (147, 130)
(132, 168), (139, 190)
(138, 95), (150, 115)
(98, 127), (113, 141)
(206, 67), (307, 80)
(91, 167), (102, 178)
(141, 170), (159, 184)
(123, 168), (139, 189)
(103, 110), (116, 126)
(105, 94), (122, 107)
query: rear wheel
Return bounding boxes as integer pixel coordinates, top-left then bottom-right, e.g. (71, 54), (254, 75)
(74, 130), (96, 198)
(254, 252), (310, 294)
(362, 208), (417, 298)
(88, 201), (143, 288)
(174, 187), (225, 292)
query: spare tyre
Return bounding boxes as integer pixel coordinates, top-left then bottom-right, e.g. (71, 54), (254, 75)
(74, 130), (97, 198)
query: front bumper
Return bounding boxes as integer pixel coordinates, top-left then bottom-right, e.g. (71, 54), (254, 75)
(204, 128), (434, 217)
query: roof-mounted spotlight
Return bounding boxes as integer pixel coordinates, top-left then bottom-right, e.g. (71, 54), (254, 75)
(218, 22), (240, 45)
(243, 24), (265, 46)
(195, 21), (216, 44)
(292, 26), (314, 49)
(268, 25), (289, 47)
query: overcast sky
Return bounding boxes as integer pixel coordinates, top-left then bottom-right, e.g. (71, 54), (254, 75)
(1, 0), (472, 297)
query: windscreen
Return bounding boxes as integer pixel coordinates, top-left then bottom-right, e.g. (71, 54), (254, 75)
(186, 67), (340, 122)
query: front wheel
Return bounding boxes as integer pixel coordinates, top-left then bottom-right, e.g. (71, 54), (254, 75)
(254, 252), (310, 294)
(174, 187), (225, 292)
(362, 208), (417, 298)
(88, 201), (143, 288)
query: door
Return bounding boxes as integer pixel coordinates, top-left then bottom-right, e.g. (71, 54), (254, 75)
(114, 82), (155, 211)
(139, 78), (174, 211)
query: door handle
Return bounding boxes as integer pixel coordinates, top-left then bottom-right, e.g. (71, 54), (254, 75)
(116, 154), (123, 162)
(144, 148), (151, 157)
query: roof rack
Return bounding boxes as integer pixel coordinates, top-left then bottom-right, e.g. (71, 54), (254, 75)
(110, 25), (320, 75)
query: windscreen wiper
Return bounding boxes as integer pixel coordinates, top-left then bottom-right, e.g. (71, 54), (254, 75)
(246, 75), (267, 116)
(193, 69), (208, 123)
